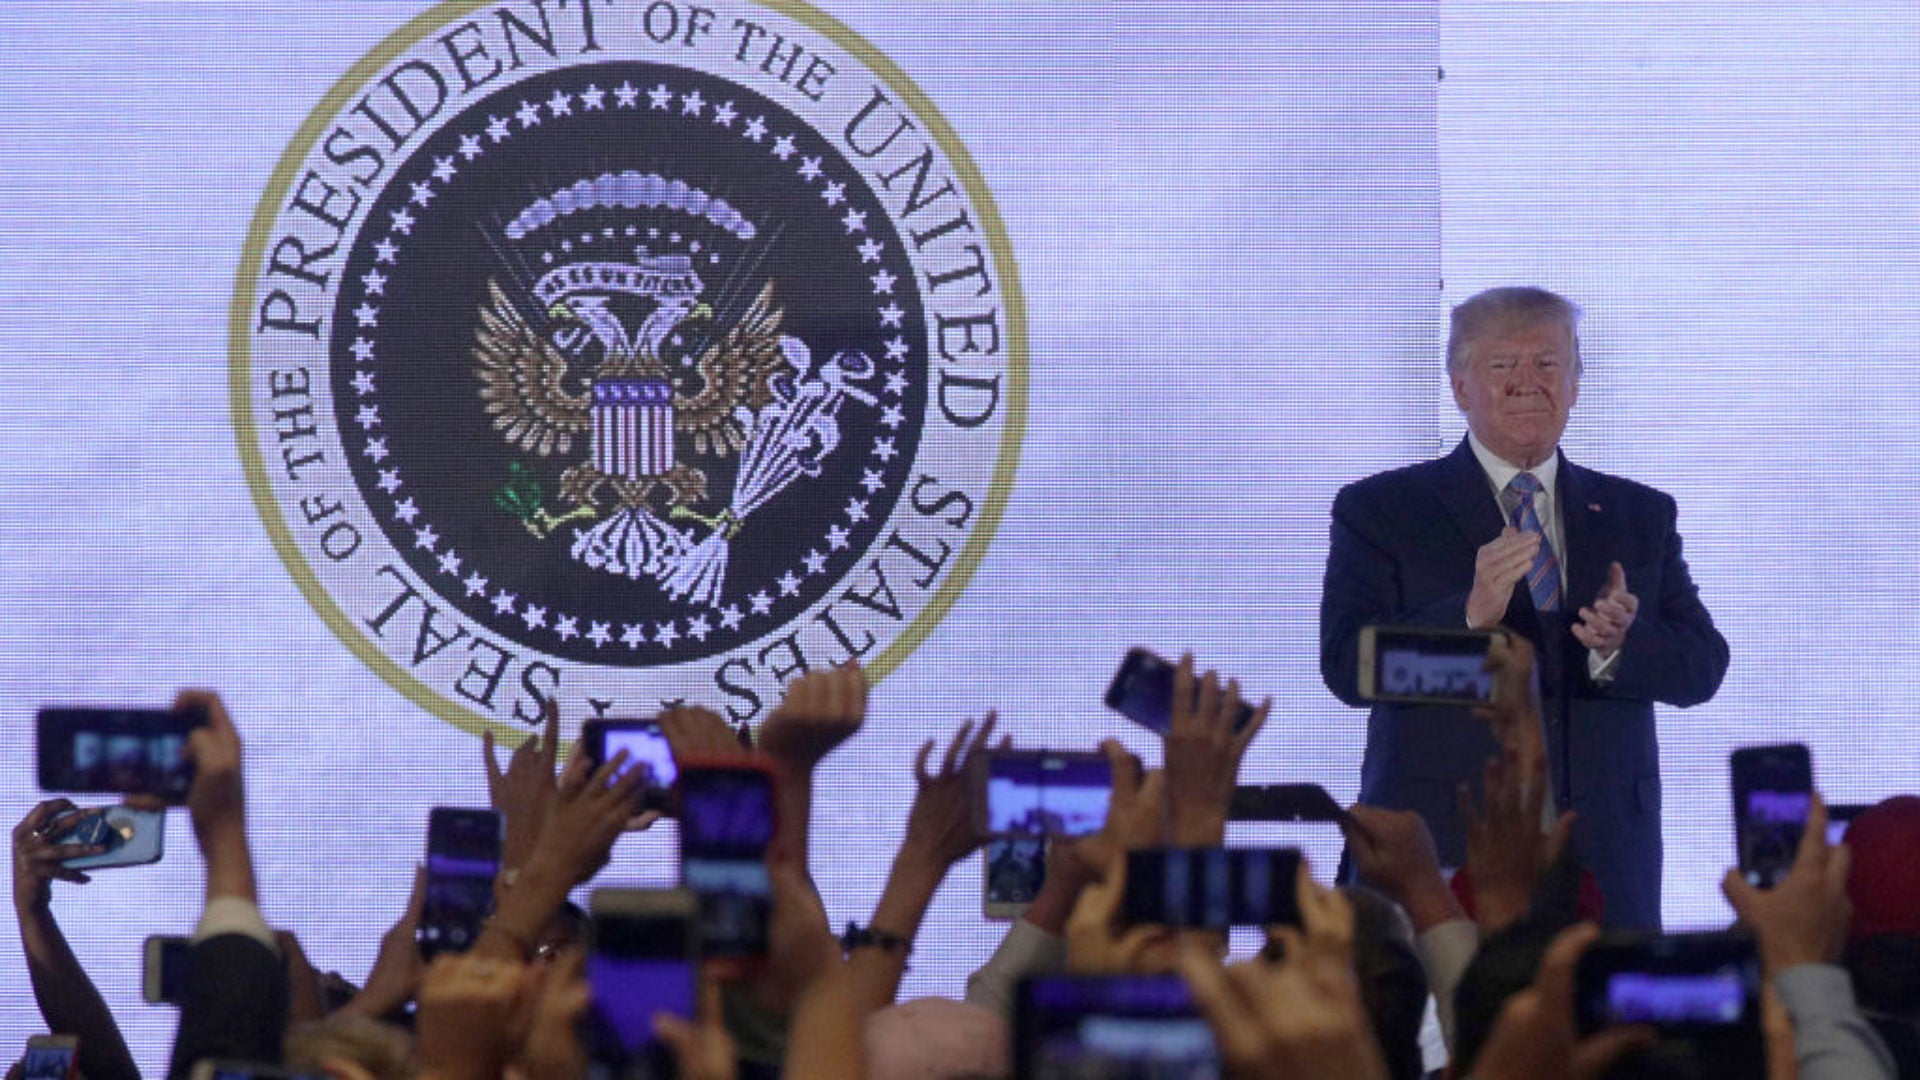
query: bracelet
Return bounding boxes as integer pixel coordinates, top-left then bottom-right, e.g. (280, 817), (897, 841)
(840, 921), (913, 956)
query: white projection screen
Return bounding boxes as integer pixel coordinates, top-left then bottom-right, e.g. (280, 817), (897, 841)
(1, 1), (1916, 1068)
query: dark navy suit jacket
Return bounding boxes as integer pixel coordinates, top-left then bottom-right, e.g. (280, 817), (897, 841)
(1320, 437), (1728, 929)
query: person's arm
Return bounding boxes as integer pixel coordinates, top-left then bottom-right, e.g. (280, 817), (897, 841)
(964, 835), (1095, 1014)
(1341, 803), (1475, 1049)
(1723, 795), (1896, 1080)
(334, 865), (425, 1021)
(1589, 497), (1728, 706)
(757, 664), (867, 867)
(167, 690), (288, 1080)
(847, 715), (998, 1015)
(1468, 922), (1655, 1080)
(11, 799), (140, 1080)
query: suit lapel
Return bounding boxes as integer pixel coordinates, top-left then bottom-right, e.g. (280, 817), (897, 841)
(1436, 437), (1506, 548)
(1556, 451), (1605, 612)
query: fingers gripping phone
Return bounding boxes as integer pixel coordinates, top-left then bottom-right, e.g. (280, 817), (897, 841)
(1731, 743), (1813, 888)
(49, 805), (164, 870)
(980, 750), (1112, 838)
(585, 888), (698, 1078)
(1105, 647), (1256, 734)
(36, 705), (209, 803)
(1575, 931), (1763, 1071)
(677, 758), (776, 962)
(583, 718), (677, 811)
(418, 808), (503, 960)
(1355, 626), (1502, 705)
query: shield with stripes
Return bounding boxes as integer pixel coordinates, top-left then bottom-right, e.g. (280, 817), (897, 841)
(592, 377), (675, 480)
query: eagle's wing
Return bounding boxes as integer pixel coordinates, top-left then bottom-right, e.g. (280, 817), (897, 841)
(471, 280), (591, 456)
(676, 282), (787, 457)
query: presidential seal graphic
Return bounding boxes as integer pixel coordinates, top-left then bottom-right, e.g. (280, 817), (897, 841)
(233, 1), (1023, 736)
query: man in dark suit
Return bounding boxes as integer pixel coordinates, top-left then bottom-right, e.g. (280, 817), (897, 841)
(1320, 286), (1728, 930)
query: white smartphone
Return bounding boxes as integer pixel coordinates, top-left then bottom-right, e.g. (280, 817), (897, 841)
(1356, 625), (1503, 705)
(51, 805), (165, 870)
(143, 934), (191, 1005)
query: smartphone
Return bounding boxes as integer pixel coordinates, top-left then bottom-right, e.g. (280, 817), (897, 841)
(1105, 647), (1256, 734)
(1355, 626), (1502, 705)
(677, 758), (775, 962)
(984, 836), (1047, 919)
(1825, 802), (1868, 847)
(981, 750), (1112, 838)
(143, 934), (191, 1005)
(20, 1037), (79, 1080)
(47, 805), (165, 870)
(1730, 743), (1813, 888)
(583, 718), (677, 811)
(186, 1063), (327, 1080)
(584, 888), (698, 1079)
(1228, 783), (1349, 825)
(36, 705), (209, 803)
(418, 807), (503, 960)
(1575, 930), (1762, 1068)
(1013, 974), (1219, 1079)
(1123, 847), (1304, 930)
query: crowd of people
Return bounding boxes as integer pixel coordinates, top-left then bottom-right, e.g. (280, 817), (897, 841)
(10, 640), (1918, 1079)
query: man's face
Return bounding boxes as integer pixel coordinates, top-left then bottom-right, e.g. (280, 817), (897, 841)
(1451, 317), (1580, 469)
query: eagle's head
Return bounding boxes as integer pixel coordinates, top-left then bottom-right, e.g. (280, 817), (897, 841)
(548, 294), (633, 366)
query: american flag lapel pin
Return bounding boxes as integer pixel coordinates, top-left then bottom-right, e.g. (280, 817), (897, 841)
(1588, 502), (1602, 513)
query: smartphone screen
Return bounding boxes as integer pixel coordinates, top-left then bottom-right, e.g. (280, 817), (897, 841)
(678, 762), (774, 960)
(1104, 648), (1256, 734)
(1123, 847), (1303, 930)
(1730, 743), (1812, 888)
(1357, 626), (1499, 705)
(985, 751), (1112, 838)
(1014, 975), (1219, 1079)
(1576, 931), (1761, 1039)
(20, 1039), (79, 1080)
(584, 719), (677, 811)
(585, 890), (697, 1078)
(54, 806), (165, 870)
(984, 836), (1047, 917)
(36, 705), (209, 802)
(418, 808), (502, 960)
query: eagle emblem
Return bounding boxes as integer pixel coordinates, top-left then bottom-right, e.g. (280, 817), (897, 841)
(471, 172), (876, 607)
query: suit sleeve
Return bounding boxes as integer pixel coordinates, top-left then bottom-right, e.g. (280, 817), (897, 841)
(1601, 492), (1728, 707)
(1320, 483), (1474, 707)
(166, 934), (288, 1080)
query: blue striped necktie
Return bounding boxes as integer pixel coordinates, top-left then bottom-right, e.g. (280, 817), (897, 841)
(1506, 472), (1562, 612)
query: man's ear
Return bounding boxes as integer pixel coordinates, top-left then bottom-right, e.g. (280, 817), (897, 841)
(1450, 372), (1470, 412)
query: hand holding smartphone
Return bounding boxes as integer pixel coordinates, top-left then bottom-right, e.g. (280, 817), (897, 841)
(1122, 847), (1304, 930)
(582, 718), (677, 811)
(418, 808), (503, 960)
(1575, 930), (1763, 1069)
(678, 757), (776, 962)
(1106, 648), (1257, 734)
(45, 804), (165, 870)
(20, 1037), (80, 1080)
(1730, 743), (1813, 888)
(584, 888), (698, 1074)
(37, 705), (209, 803)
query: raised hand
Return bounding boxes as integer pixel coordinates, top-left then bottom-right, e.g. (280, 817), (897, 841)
(1469, 923), (1655, 1080)
(12, 800), (105, 908)
(1164, 653), (1269, 846)
(1460, 746), (1574, 934)
(660, 704), (748, 764)
(898, 713), (1000, 873)
(654, 967), (740, 1080)
(1467, 527), (1543, 629)
(759, 663), (867, 772)
(339, 864), (427, 1020)
(1722, 793), (1852, 976)
(1177, 862), (1390, 1080)
(482, 700), (561, 871)
(180, 689), (254, 905)
(1065, 846), (1178, 976)
(1571, 561), (1638, 653)
(413, 952), (530, 1080)
(1340, 804), (1462, 932)
(1474, 631), (1544, 767)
